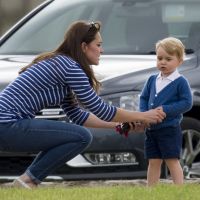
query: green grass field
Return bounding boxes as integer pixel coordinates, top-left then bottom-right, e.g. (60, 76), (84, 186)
(1, 184), (200, 200)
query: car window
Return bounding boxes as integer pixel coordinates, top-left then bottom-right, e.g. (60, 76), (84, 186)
(1, 0), (200, 55)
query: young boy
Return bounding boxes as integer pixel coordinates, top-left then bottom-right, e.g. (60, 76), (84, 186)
(140, 37), (192, 186)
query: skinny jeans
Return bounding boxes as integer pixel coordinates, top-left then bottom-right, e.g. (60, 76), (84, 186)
(0, 119), (92, 183)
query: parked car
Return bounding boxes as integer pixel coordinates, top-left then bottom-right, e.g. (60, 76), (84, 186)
(0, 0), (200, 181)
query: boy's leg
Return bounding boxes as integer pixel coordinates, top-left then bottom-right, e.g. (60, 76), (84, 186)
(165, 158), (183, 185)
(147, 158), (163, 186)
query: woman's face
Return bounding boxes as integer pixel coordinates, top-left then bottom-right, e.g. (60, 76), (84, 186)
(81, 32), (103, 65)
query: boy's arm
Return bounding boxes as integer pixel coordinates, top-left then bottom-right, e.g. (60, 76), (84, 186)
(161, 80), (192, 117)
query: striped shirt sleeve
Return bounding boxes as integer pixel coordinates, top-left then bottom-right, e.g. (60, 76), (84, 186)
(56, 55), (117, 125)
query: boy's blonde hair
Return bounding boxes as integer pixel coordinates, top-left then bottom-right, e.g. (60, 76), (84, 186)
(156, 37), (185, 60)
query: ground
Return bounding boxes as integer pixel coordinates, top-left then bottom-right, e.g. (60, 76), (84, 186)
(1, 178), (200, 188)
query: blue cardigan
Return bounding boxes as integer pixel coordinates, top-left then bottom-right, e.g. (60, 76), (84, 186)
(140, 74), (192, 130)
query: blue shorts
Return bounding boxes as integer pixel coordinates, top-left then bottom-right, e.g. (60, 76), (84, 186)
(144, 126), (182, 159)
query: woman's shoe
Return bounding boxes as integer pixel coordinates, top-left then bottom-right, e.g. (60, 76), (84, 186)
(13, 178), (32, 189)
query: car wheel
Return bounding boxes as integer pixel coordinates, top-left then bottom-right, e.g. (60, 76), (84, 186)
(161, 117), (200, 179)
(181, 117), (200, 179)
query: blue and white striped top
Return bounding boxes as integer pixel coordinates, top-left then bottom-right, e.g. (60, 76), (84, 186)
(0, 55), (116, 125)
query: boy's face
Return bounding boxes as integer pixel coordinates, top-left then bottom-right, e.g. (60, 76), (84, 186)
(156, 46), (183, 76)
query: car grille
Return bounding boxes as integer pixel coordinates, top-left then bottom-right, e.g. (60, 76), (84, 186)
(35, 107), (68, 121)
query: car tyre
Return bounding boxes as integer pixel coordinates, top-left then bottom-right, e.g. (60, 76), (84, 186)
(161, 117), (200, 179)
(181, 117), (200, 179)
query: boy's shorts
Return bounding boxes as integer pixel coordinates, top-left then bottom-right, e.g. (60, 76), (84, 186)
(144, 126), (182, 159)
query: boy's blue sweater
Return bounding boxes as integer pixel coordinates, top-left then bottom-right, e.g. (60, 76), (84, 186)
(140, 74), (192, 130)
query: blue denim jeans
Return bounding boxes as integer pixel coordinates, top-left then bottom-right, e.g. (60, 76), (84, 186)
(0, 119), (92, 183)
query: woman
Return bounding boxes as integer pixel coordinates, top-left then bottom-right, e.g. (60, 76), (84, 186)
(0, 21), (165, 188)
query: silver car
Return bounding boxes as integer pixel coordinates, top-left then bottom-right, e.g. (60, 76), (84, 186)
(0, 0), (200, 180)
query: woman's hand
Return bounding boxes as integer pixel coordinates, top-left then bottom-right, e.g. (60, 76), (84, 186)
(133, 122), (146, 133)
(143, 108), (166, 124)
(127, 122), (146, 133)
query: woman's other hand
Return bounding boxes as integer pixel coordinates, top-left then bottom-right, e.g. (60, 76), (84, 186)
(143, 108), (166, 124)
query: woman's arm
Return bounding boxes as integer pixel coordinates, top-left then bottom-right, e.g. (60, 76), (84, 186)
(111, 107), (165, 124)
(83, 113), (117, 128)
(62, 63), (165, 125)
(83, 108), (165, 128)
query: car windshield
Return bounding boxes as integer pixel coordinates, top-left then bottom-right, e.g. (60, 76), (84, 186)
(0, 0), (200, 55)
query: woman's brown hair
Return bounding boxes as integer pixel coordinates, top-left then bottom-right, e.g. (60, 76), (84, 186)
(19, 20), (101, 92)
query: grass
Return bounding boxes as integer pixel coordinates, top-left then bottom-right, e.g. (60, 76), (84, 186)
(1, 184), (200, 200)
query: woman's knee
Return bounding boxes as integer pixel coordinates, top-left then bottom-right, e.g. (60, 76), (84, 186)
(81, 127), (93, 147)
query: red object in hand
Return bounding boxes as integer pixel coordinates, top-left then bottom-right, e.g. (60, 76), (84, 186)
(115, 123), (131, 138)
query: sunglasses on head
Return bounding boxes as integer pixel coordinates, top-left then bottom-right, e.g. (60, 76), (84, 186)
(82, 22), (100, 42)
(88, 22), (100, 31)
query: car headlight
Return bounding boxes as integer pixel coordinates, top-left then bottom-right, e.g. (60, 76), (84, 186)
(84, 152), (138, 166)
(103, 91), (140, 111)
